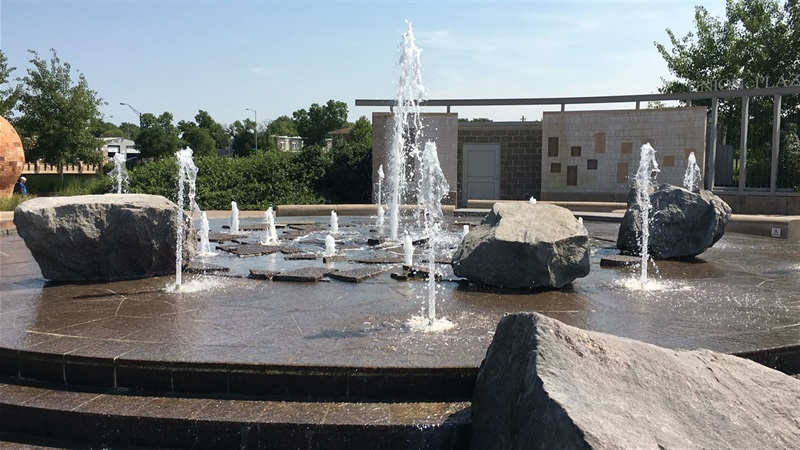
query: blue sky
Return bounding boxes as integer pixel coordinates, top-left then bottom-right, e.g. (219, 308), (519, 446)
(1, 1), (727, 127)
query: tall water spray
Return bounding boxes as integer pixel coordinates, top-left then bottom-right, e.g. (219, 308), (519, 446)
(376, 165), (385, 228)
(418, 141), (450, 324)
(230, 201), (240, 234)
(197, 211), (214, 257)
(109, 153), (129, 194)
(683, 152), (702, 192)
(260, 207), (278, 245)
(634, 143), (660, 285)
(175, 148), (198, 288)
(330, 211), (339, 234)
(324, 234), (337, 257)
(387, 21), (426, 241)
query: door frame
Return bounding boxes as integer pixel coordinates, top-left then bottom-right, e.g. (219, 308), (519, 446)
(462, 142), (501, 205)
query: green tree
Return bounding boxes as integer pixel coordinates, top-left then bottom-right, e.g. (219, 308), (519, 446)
(119, 122), (141, 141)
(655, 0), (800, 187)
(227, 119), (256, 157)
(90, 117), (126, 138)
(194, 110), (229, 150)
(178, 120), (217, 158)
(0, 50), (20, 117)
(136, 112), (184, 159)
(14, 49), (105, 165)
(325, 116), (373, 203)
(293, 99), (348, 147)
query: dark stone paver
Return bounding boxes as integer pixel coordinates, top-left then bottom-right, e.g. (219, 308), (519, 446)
(279, 246), (305, 254)
(229, 244), (283, 257)
(207, 232), (247, 242)
(271, 267), (331, 282)
(288, 224), (323, 232)
(185, 262), (229, 274)
(350, 256), (404, 264)
(600, 254), (641, 267)
(327, 267), (386, 283)
(367, 237), (386, 246)
(284, 253), (318, 260)
(323, 255), (346, 263)
(248, 269), (279, 280)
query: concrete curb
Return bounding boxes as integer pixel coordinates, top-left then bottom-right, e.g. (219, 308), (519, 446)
(3, 203), (798, 243)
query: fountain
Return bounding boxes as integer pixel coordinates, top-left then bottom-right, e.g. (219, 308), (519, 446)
(387, 21), (425, 242)
(324, 233), (337, 257)
(403, 232), (414, 266)
(529, 196), (536, 205)
(108, 153), (129, 194)
(230, 201), (240, 234)
(174, 148), (198, 288)
(330, 210), (339, 234)
(633, 143), (660, 287)
(197, 211), (214, 257)
(376, 164), (385, 228)
(683, 151), (702, 192)
(260, 207), (279, 245)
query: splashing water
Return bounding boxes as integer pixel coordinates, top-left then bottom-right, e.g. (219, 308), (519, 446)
(388, 21), (426, 241)
(634, 143), (660, 286)
(683, 152), (702, 192)
(376, 165), (385, 228)
(174, 148), (198, 289)
(109, 153), (129, 194)
(529, 196), (537, 205)
(403, 233), (414, 266)
(324, 234), (336, 257)
(230, 201), (240, 234)
(330, 211), (339, 234)
(260, 207), (278, 245)
(197, 211), (215, 257)
(461, 224), (470, 238)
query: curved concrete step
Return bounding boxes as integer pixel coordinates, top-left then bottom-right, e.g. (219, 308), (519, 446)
(0, 348), (476, 402)
(0, 379), (471, 449)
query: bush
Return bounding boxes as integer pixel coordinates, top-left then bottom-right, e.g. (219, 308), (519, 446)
(0, 194), (34, 211)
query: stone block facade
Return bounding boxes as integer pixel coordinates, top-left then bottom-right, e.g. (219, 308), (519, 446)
(541, 107), (707, 201)
(457, 121), (542, 207)
(371, 112), (458, 204)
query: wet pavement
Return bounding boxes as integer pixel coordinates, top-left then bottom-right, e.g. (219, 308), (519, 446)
(2, 218), (799, 374)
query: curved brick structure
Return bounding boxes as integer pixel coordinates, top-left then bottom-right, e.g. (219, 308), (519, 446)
(0, 116), (25, 197)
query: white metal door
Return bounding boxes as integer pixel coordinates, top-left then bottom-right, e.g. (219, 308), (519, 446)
(463, 143), (500, 202)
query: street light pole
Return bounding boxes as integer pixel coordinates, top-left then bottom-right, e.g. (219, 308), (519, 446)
(246, 108), (257, 152)
(120, 102), (143, 129)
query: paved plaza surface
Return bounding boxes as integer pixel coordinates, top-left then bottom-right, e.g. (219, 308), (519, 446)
(2, 219), (799, 372)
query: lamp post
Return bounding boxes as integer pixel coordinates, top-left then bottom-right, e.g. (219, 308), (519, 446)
(246, 108), (257, 152)
(120, 102), (143, 128)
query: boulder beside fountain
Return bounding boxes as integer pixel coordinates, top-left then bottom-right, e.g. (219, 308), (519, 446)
(471, 312), (800, 450)
(452, 202), (589, 289)
(14, 194), (196, 281)
(617, 183), (732, 259)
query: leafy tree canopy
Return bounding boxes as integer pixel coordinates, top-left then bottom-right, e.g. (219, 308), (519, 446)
(293, 99), (348, 147)
(136, 112), (185, 159)
(194, 110), (229, 150)
(227, 119), (257, 157)
(267, 115), (298, 137)
(655, 0), (799, 98)
(118, 122), (141, 141)
(14, 49), (105, 165)
(0, 50), (20, 117)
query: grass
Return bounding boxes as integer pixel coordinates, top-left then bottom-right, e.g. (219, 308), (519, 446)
(0, 194), (34, 211)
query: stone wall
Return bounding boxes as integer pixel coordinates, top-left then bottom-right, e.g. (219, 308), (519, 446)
(457, 121), (542, 207)
(541, 107), (707, 201)
(371, 112), (459, 204)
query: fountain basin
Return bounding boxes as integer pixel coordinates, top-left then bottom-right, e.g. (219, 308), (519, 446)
(2, 217), (799, 402)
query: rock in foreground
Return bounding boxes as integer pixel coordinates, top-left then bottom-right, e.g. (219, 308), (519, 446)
(471, 312), (800, 450)
(14, 194), (196, 281)
(617, 184), (732, 259)
(452, 203), (589, 289)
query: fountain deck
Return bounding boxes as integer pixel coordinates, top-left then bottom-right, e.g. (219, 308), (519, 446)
(2, 219), (799, 398)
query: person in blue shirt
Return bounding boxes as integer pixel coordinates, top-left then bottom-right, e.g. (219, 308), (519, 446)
(13, 176), (27, 195)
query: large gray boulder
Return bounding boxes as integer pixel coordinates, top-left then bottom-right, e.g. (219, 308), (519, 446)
(14, 194), (196, 281)
(471, 313), (800, 450)
(452, 203), (589, 289)
(617, 184), (732, 259)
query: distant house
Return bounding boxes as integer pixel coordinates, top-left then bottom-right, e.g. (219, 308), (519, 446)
(100, 137), (139, 159)
(326, 127), (351, 150)
(274, 135), (304, 152)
